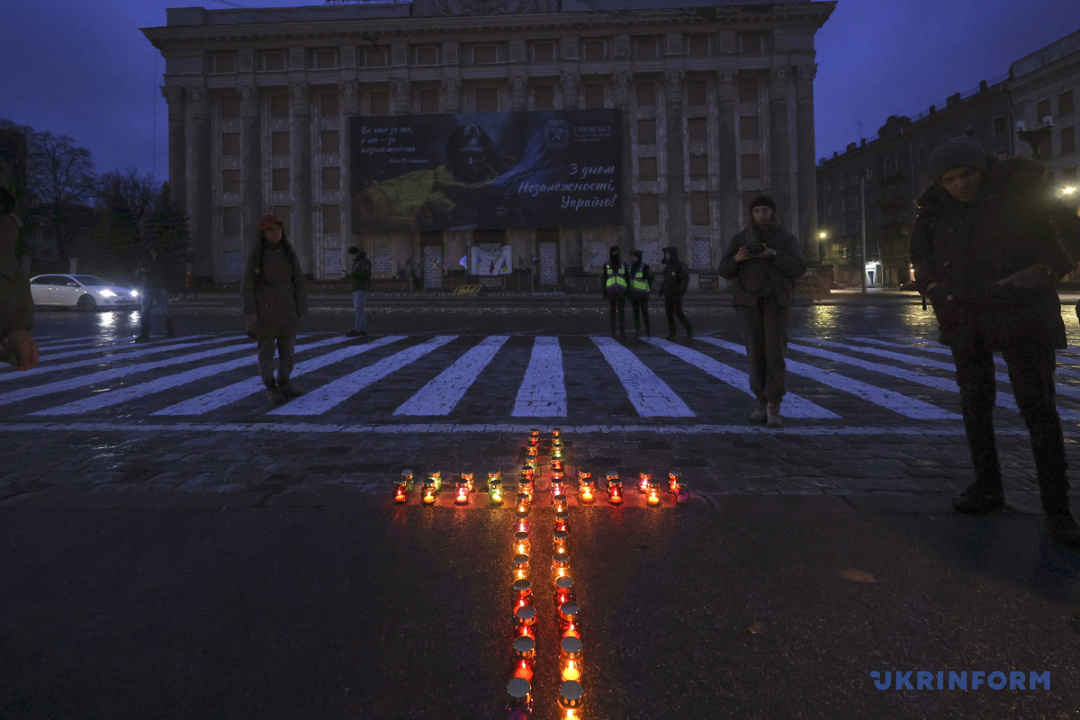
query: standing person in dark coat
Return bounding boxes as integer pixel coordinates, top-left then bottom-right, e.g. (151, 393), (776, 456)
(242, 214), (308, 404)
(659, 246), (692, 340)
(628, 249), (653, 338)
(0, 185), (37, 370)
(135, 246), (175, 342)
(600, 245), (629, 338)
(718, 195), (805, 428)
(910, 136), (1080, 550)
(346, 246), (372, 337)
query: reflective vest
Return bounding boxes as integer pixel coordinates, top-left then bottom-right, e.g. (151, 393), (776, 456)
(630, 266), (650, 297)
(604, 262), (628, 295)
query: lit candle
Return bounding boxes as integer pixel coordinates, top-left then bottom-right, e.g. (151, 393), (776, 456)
(513, 635), (536, 683)
(646, 479), (661, 507)
(421, 478), (437, 505)
(514, 604), (537, 637)
(553, 529), (569, 555)
(554, 575), (575, 609)
(514, 531), (531, 557)
(512, 553), (530, 581)
(638, 471), (651, 494)
(558, 680), (584, 717)
(522, 465), (535, 482)
(393, 480), (409, 504)
(529, 428), (540, 440)
(558, 601), (581, 638)
(560, 636), (583, 682)
(579, 481), (595, 503)
(552, 427), (562, 439)
(455, 479), (470, 505)
(527, 445), (539, 458)
(516, 493), (531, 514)
(552, 551), (570, 579)
(553, 494), (568, 514)
(429, 471), (442, 492)
(506, 677), (532, 715)
(606, 475), (622, 505)
(552, 447), (564, 460)
(554, 510), (570, 533)
(668, 471), (682, 495)
(513, 577), (533, 609)
(488, 477), (503, 504)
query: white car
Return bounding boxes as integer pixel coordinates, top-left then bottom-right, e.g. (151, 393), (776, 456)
(29, 274), (140, 311)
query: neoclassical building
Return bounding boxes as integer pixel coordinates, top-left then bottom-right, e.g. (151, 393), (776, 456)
(143, 0), (833, 288)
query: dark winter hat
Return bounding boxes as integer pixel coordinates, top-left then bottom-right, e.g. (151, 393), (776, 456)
(609, 245), (620, 253)
(631, 250), (643, 258)
(257, 214), (282, 231)
(348, 246), (360, 254)
(749, 195), (777, 214)
(929, 136), (987, 180)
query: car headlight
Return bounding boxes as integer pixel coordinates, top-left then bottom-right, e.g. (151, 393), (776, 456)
(131, 290), (139, 298)
(99, 289), (116, 298)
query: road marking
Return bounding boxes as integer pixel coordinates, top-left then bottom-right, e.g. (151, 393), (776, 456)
(271, 336), (457, 416)
(646, 338), (837, 419)
(699, 337), (959, 420)
(153, 336), (405, 416)
(394, 335), (509, 416)
(34, 336), (353, 416)
(590, 336), (693, 417)
(512, 336), (567, 417)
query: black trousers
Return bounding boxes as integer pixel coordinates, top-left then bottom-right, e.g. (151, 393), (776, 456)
(630, 296), (650, 334)
(664, 295), (691, 336)
(950, 332), (1069, 513)
(607, 296), (626, 336)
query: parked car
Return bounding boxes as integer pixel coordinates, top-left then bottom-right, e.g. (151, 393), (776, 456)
(29, 274), (140, 311)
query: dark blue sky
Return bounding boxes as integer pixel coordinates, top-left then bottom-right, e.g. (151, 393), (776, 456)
(2, 0), (1078, 181)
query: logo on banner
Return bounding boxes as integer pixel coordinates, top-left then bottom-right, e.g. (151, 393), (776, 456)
(544, 118), (570, 149)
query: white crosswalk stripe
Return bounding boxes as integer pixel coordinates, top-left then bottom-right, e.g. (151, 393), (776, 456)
(395, 335), (508, 416)
(271, 335), (457, 416)
(512, 336), (566, 417)
(852, 336), (1080, 383)
(591, 336), (694, 417)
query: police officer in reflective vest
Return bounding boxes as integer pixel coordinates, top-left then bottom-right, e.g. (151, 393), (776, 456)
(600, 245), (629, 338)
(628, 249), (653, 337)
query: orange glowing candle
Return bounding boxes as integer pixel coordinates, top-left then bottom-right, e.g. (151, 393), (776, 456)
(560, 636), (583, 682)
(553, 494), (568, 514)
(514, 531), (531, 557)
(646, 480), (661, 507)
(512, 553), (530, 581)
(554, 575), (575, 609)
(638, 471), (651, 494)
(514, 604), (537, 637)
(558, 680), (584, 716)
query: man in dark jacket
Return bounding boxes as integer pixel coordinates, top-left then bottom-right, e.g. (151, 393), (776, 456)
(628, 249), (653, 337)
(0, 185), (37, 370)
(135, 246), (175, 342)
(600, 245), (629, 338)
(660, 246), (692, 340)
(910, 136), (1080, 550)
(718, 195), (805, 428)
(346, 246), (372, 337)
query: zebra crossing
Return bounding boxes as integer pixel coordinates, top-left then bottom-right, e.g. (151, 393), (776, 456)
(6, 331), (1080, 432)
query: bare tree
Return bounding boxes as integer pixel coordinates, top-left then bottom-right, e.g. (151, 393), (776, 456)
(27, 131), (97, 259)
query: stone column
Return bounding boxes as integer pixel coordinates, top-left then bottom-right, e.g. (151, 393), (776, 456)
(391, 78), (411, 115)
(664, 70), (686, 254)
(716, 67), (739, 244)
(560, 73), (579, 110)
(795, 64), (818, 262)
(186, 85), (212, 277)
(768, 66), (791, 221)
(289, 82), (313, 273)
(341, 80), (360, 247)
(509, 73), (528, 112)
(613, 72), (634, 253)
(162, 85), (186, 217)
(441, 77), (461, 113)
(240, 84), (261, 265)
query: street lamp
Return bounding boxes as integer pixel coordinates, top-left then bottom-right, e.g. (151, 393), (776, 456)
(1017, 117), (1054, 160)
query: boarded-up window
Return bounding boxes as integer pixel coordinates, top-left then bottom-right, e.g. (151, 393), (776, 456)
(475, 87), (498, 112)
(361, 46), (389, 68)
(687, 80), (707, 107)
(690, 192), (711, 225)
(418, 88), (439, 114)
(740, 116), (759, 141)
(638, 157), (657, 181)
(687, 118), (707, 144)
(221, 96), (240, 119)
(634, 36), (657, 60)
(738, 78), (758, 103)
(689, 155), (708, 181)
(322, 204), (341, 234)
(638, 119), (656, 145)
(311, 48), (338, 69)
(370, 91), (389, 115)
(1037, 99), (1052, 120)
(636, 82), (656, 107)
(212, 52), (236, 74)
(582, 39), (606, 61)
(222, 132), (240, 156)
(321, 93), (339, 117)
(473, 45), (497, 64)
(322, 166), (340, 192)
(271, 132), (289, 156)
(639, 195), (659, 226)
(259, 50), (287, 72)
(222, 206), (241, 236)
(272, 168), (290, 191)
(222, 169), (240, 193)
(531, 42), (555, 62)
(584, 84), (605, 109)
(321, 130), (339, 154)
(413, 45), (439, 66)
(534, 85), (554, 110)
(270, 95), (289, 118)
(741, 153), (761, 178)
(687, 34), (710, 57)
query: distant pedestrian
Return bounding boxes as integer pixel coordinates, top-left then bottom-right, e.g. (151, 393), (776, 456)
(717, 195), (805, 428)
(600, 245), (629, 338)
(135, 246), (174, 342)
(242, 214), (308, 404)
(182, 260), (197, 299)
(910, 135), (1080, 550)
(659, 246), (692, 341)
(628, 249), (653, 337)
(346, 246), (372, 337)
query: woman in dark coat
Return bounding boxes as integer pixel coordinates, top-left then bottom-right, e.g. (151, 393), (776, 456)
(242, 214), (308, 403)
(718, 195), (806, 428)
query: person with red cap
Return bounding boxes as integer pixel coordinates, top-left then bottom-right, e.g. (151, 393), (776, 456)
(911, 135), (1080, 550)
(242, 214), (308, 403)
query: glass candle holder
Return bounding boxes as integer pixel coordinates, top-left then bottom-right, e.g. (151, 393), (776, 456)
(560, 636), (583, 682)
(551, 458), (564, 472)
(554, 575), (575, 609)
(638, 471), (652, 494)
(516, 493), (531, 514)
(558, 601), (581, 638)
(513, 577), (532, 609)
(393, 480), (409, 504)
(421, 479), (437, 505)
(554, 510), (570, 533)
(429, 471), (442, 491)
(552, 447), (564, 460)
(552, 551), (570, 579)
(515, 604), (537, 637)
(400, 469), (415, 490)
(513, 635), (536, 683)
(527, 445), (539, 458)
(529, 428), (540, 440)
(460, 472), (474, 493)
(552, 427), (562, 439)
(514, 531), (531, 557)
(488, 478), (503, 504)
(512, 553), (530, 581)
(668, 471), (682, 494)
(558, 680), (584, 716)
(455, 479), (470, 505)
(579, 478), (595, 503)
(646, 480), (661, 507)
(522, 465), (535, 482)
(506, 677), (532, 714)
(553, 494), (568, 514)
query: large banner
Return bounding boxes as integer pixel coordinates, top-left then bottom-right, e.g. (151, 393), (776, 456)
(351, 110), (622, 233)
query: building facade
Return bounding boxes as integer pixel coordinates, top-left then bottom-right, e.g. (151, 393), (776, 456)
(143, 0), (833, 287)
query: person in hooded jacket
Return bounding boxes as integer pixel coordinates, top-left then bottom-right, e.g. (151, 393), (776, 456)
(600, 244), (629, 338)
(659, 246), (692, 340)
(628, 249), (653, 337)
(910, 135), (1080, 550)
(718, 195), (805, 428)
(242, 214), (309, 404)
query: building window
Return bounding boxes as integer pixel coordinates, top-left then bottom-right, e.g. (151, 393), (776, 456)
(473, 44), (497, 64)
(417, 87), (439, 114)
(475, 87), (499, 112)
(361, 46), (389, 68)
(1037, 98), (1052, 120)
(690, 192), (711, 225)
(639, 195), (659, 226)
(584, 83), (605, 109)
(1061, 90), (1075, 117)
(321, 130), (340, 154)
(531, 41), (556, 62)
(636, 82), (656, 107)
(370, 91), (389, 115)
(1062, 127), (1076, 156)
(222, 132), (240, 156)
(221, 95), (240, 120)
(687, 80), (707, 106)
(413, 45), (439, 66)
(211, 52), (236, 74)
(582, 39), (607, 61)
(740, 153), (760, 178)
(270, 95), (289, 118)
(310, 48), (339, 69)
(322, 204), (341, 234)
(534, 85), (554, 110)
(271, 132), (290, 156)
(866, 165), (874, 180)
(738, 78), (758, 103)
(322, 166), (340, 192)
(638, 119), (656, 145)
(739, 116), (759, 141)
(638, 156), (657, 181)
(634, 36), (658, 60)
(689, 155), (708, 181)
(687, 118), (707, 145)
(223, 207), (241, 236)
(222, 169), (240, 194)
(687, 34), (711, 57)
(321, 93), (339, 117)
(272, 168), (290, 191)
(258, 49), (287, 72)
(738, 31), (769, 54)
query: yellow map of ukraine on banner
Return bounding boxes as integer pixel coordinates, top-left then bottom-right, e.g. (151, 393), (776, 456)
(470, 245), (513, 276)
